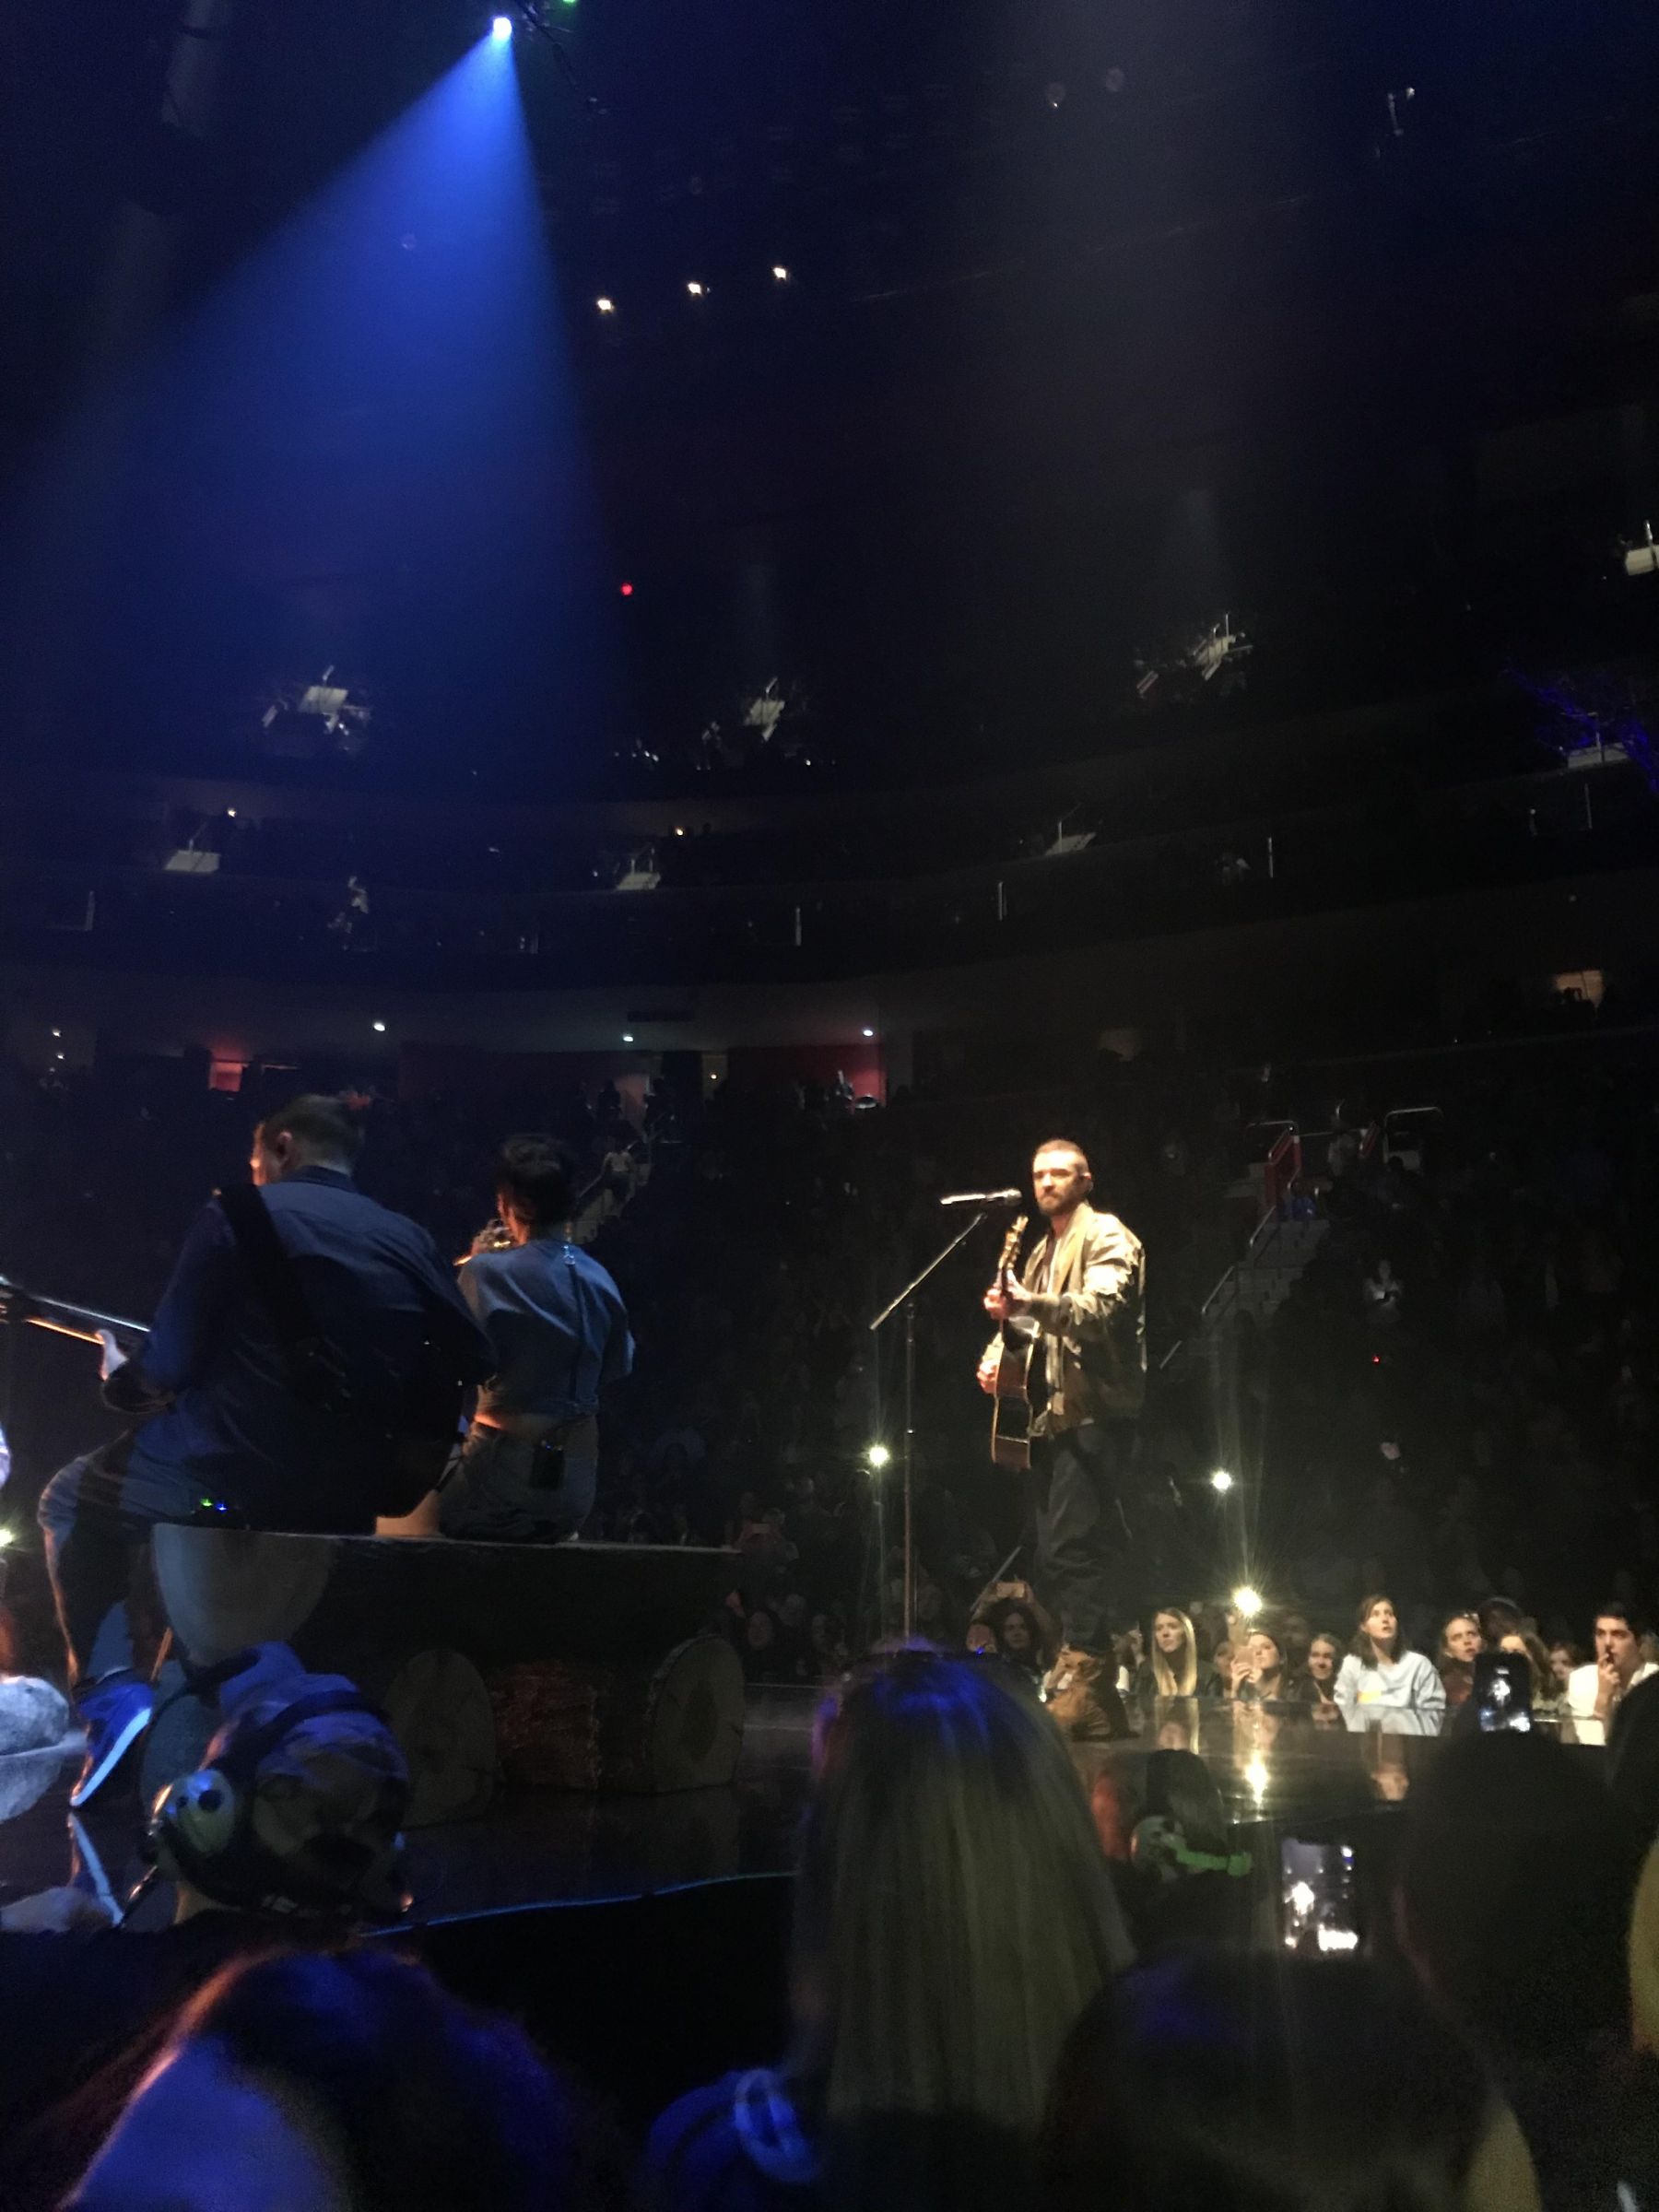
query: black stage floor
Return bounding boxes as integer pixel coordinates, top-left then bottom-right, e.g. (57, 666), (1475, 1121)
(0, 1685), (1600, 1930)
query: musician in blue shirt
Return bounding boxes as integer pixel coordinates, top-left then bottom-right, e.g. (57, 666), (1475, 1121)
(37, 1096), (492, 1806)
(440, 1135), (634, 1545)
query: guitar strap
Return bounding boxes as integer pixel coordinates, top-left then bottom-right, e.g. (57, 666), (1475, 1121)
(215, 1183), (349, 1411)
(1026, 1230), (1056, 1421)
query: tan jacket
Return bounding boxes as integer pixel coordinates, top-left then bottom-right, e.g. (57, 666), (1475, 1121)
(984, 1201), (1146, 1433)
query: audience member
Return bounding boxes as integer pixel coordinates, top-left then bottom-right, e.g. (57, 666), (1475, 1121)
(1230, 1624), (1312, 1710)
(1142, 1606), (1201, 1703)
(1438, 1612), (1482, 1708)
(1565, 1604), (1659, 1741)
(0, 1642), (414, 2206)
(981, 1597), (1051, 1688)
(1395, 1731), (1652, 2211)
(67, 1948), (582, 2212)
(1303, 1631), (1342, 1711)
(1334, 1594), (1445, 1722)
(642, 1653), (1131, 2212)
(1046, 1952), (1540, 2212)
(1607, 1675), (1659, 1848)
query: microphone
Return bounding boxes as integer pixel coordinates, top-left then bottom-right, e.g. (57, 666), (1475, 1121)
(938, 1187), (1024, 1208)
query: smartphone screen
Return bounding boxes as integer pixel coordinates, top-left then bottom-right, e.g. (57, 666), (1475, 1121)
(1473, 1649), (1533, 1734)
(1279, 1837), (1360, 1957)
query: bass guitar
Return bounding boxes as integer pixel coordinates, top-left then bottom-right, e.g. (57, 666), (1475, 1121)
(988, 1213), (1036, 1472)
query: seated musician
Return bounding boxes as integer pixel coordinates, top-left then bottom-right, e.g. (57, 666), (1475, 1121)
(37, 1096), (494, 1809)
(440, 1135), (634, 1545)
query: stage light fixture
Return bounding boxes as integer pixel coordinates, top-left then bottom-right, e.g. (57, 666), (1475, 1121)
(618, 581), (634, 595)
(1232, 1583), (1262, 1618)
(866, 1443), (891, 1469)
(372, 1020), (387, 1034)
(491, 14), (513, 38)
(595, 296), (615, 313)
(621, 1032), (635, 1042)
(686, 280), (707, 298)
(771, 265), (790, 282)
(1210, 1468), (1234, 1493)
(51, 1029), (61, 1040)
(862, 1027), (875, 1039)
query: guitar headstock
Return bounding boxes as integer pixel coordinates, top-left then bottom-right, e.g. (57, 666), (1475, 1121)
(995, 1213), (1030, 1279)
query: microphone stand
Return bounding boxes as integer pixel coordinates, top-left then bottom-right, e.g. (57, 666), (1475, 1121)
(869, 1206), (993, 1639)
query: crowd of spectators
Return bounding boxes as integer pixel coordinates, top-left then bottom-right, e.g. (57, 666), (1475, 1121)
(1, 1646), (1657, 2209)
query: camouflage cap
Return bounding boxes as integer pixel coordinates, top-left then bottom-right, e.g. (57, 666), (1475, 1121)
(200, 1643), (412, 1919)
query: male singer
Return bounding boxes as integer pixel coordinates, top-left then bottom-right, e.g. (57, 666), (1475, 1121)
(979, 1137), (1145, 1738)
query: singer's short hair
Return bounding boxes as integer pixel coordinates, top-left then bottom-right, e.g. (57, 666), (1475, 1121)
(1033, 1137), (1092, 1178)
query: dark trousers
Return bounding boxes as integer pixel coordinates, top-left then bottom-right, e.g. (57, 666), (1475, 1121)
(36, 1439), (199, 1690)
(1032, 1419), (1135, 1657)
(37, 1437), (372, 1691)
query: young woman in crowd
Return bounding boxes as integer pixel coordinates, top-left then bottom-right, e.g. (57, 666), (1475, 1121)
(66, 1949), (582, 2212)
(1229, 1623), (1314, 1710)
(1302, 1631), (1346, 1724)
(1497, 1629), (1559, 1713)
(1046, 1951), (1541, 2212)
(1334, 1593), (1445, 1720)
(642, 1652), (1132, 2212)
(1438, 1611), (1482, 1707)
(1303, 1632), (1341, 1695)
(982, 1597), (1050, 1688)
(1137, 1607), (1200, 1718)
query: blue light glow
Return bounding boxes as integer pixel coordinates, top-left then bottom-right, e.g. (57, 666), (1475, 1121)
(21, 18), (609, 779)
(491, 14), (513, 37)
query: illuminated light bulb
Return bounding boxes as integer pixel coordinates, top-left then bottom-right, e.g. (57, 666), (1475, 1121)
(771, 265), (790, 281)
(372, 1021), (387, 1034)
(491, 14), (513, 39)
(595, 296), (615, 313)
(866, 1443), (891, 1469)
(686, 280), (707, 298)
(1211, 1468), (1234, 1493)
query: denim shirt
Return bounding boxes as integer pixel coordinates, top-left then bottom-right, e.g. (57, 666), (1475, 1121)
(459, 1237), (633, 1425)
(126, 1169), (492, 1504)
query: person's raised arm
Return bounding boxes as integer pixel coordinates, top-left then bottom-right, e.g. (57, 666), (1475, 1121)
(416, 1232), (495, 1383)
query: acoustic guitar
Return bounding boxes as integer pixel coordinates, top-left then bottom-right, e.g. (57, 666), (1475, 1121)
(988, 1213), (1036, 1472)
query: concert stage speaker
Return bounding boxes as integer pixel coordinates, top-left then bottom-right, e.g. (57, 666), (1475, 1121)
(148, 1528), (747, 1821)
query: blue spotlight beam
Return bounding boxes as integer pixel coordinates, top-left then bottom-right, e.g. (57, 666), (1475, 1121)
(30, 26), (611, 773)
